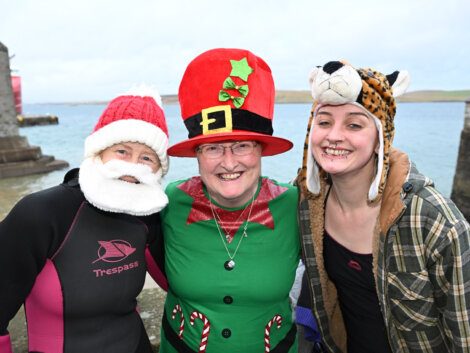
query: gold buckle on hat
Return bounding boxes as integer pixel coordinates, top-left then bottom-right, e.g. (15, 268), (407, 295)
(200, 105), (233, 135)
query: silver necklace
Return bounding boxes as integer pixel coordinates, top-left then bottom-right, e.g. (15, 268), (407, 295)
(211, 201), (251, 242)
(209, 194), (255, 270)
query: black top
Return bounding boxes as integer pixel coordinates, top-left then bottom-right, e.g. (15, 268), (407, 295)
(324, 231), (392, 353)
(0, 168), (165, 353)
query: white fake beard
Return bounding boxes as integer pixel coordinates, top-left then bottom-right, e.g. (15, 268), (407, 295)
(79, 157), (168, 216)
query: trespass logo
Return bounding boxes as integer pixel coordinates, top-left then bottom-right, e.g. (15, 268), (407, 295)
(92, 240), (139, 278)
(92, 240), (136, 263)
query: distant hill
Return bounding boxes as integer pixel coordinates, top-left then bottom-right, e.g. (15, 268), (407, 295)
(275, 90), (311, 104)
(274, 90), (470, 104)
(162, 90), (470, 104)
(397, 90), (470, 102)
(41, 90), (470, 105)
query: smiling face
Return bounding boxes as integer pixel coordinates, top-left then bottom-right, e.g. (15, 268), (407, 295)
(100, 142), (161, 183)
(197, 140), (262, 208)
(79, 140), (167, 216)
(311, 104), (379, 180)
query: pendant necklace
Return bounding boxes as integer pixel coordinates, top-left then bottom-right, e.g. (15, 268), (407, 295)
(209, 193), (256, 270)
(211, 201), (251, 242)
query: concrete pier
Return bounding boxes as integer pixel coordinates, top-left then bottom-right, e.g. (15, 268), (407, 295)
(17, 114), (59, 126)
(0, 42), (68, 178)
(451, 100), (470, 220)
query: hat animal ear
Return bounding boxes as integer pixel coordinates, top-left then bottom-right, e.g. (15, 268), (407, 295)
(308, 66), (321, 92)
(386, 70), (411, 97)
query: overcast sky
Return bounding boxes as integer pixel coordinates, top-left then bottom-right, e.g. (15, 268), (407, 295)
(2, 0), (470, 103)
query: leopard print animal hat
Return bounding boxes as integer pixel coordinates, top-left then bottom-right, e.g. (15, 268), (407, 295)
(303, 61), (410, 202)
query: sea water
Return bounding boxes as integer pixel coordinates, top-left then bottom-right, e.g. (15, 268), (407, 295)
(0, 102), (465, 219)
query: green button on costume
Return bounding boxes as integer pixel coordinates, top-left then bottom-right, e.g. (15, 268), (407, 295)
(160, 176), (300, 353)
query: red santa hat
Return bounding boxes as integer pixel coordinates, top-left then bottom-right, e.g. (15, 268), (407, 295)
(84, 85), (169, 174)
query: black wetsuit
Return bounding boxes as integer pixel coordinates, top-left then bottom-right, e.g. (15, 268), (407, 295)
(0, 169), (166, 353)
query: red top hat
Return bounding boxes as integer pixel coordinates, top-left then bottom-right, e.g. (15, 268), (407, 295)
(167, 48), (293, 157)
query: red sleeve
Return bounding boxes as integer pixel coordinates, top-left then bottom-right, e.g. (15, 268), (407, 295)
(145, 247), (168, 291)
(143, 212), (168, 291)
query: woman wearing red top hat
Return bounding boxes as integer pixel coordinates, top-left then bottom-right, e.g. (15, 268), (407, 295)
(159, 48), (300, 353)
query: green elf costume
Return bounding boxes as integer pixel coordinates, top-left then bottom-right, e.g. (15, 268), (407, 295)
(160, 48), (300, 353)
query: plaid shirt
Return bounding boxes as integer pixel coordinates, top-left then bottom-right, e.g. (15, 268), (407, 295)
(298, 150), (470, 353)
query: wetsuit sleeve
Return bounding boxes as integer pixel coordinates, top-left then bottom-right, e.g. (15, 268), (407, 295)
(0, 184), (82, 351)
(144, 212), (168, 291)
(0, 193), (54, 350)
(0, 334), (12, 353)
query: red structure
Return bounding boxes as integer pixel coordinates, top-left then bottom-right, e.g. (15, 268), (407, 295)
(11, 75), (22, 114)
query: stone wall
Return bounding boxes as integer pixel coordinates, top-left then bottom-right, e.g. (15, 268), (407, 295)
(0, 42), (19, 137)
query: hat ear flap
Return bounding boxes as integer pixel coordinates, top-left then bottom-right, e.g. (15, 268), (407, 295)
(387, 70), (411, 97)
(308, 66), (321, 91)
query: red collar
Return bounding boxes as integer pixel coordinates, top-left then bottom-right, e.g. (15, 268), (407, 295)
(177, 177), (288, 241)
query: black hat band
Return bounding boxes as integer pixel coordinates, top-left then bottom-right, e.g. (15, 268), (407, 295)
(184, 105), (273, 138)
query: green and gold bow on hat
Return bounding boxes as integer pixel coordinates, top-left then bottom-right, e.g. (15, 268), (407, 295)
(223, 77), (249, 96)
(218, 77), (250, 108)
(218, 90), (245, 108)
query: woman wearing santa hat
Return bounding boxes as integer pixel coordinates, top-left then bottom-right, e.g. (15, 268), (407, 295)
(0, 86), (170, 353)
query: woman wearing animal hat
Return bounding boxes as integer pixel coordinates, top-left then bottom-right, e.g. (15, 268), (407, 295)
(159, 48), (300, 353)
(0, 87), (169, 353)
(295, 61), (470, 353)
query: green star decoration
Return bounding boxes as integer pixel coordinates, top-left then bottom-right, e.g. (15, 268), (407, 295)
(229, 58), (253, 81)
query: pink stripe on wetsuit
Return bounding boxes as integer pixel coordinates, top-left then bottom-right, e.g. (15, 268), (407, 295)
(25, 259), (64, 353)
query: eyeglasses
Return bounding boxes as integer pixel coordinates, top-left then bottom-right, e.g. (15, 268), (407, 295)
(197, 141), (258, 159)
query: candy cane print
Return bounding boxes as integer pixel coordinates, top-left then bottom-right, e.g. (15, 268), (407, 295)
(264, 315), (283, 353)
(171, 304), (184, 339)
(190, 311), (211, 353)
